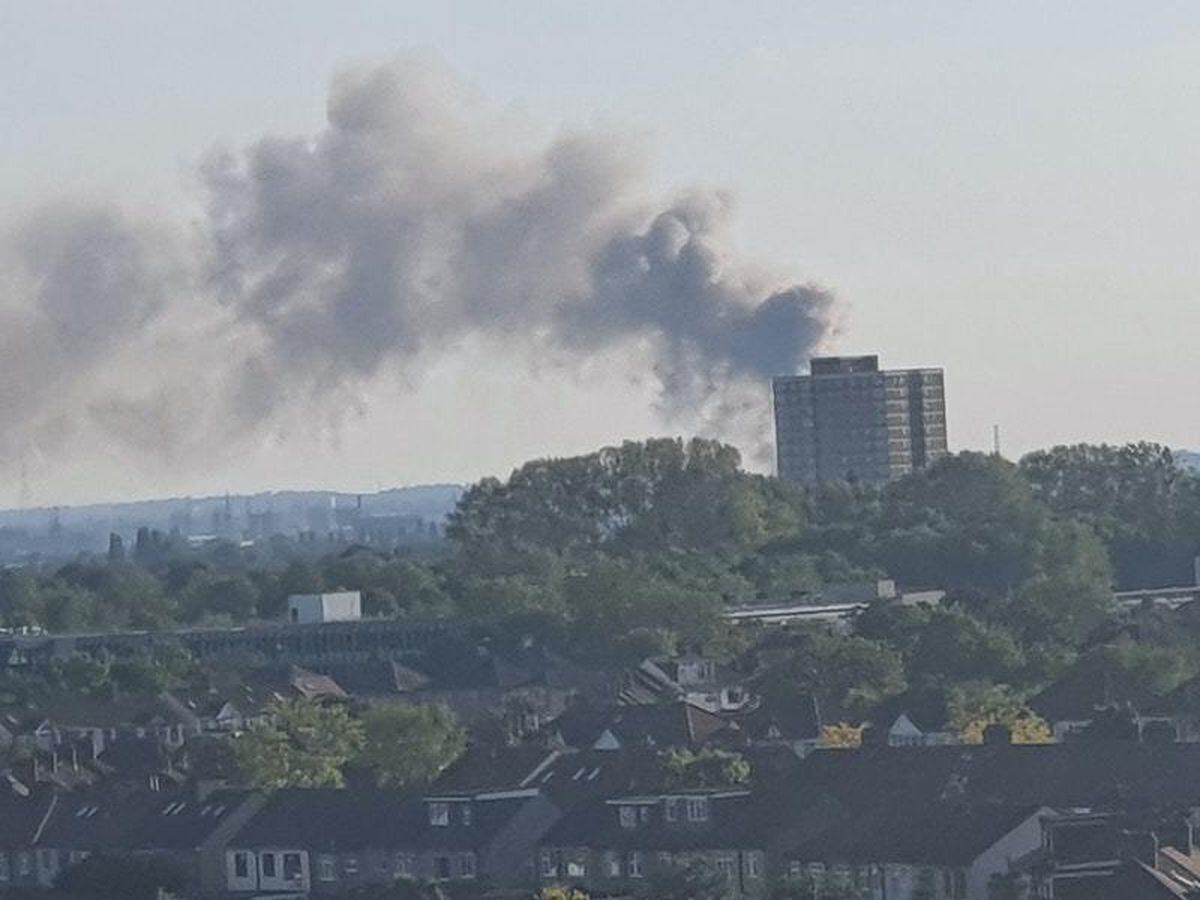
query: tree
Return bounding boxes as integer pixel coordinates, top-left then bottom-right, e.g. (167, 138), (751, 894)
(877, 453), (1044, 595)
(358, 704), (466, 788)
(820, 723), (864, 749)
(907, 609), (1025, 685)
(761, 630), (906, 717)
(948, 683), (1052, 745)
(540, 888), (589, 900)
(1020, 442), (1200, 589)
(772, 874), (863, 900)
(642, 860), (732, 900)
(235, 698), (365, 789)
(1005, 520), (1113, 646)
(332, 882), (451, 900)
(660, 748), (751, 788)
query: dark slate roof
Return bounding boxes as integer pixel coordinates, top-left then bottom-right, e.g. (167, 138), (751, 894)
(14, 692), (195, 730)
(231, 788), (539, 853)
(95, 738), (174, 778)
(517, 749), (668, 810)
(731, 691), (821, 742)
(36, 788), (257, 852)
(0, 779), (55, 848)
(1029, 659), (1160, 722)
(788, 742), (1200, 813)
(120, 790), (257, 851)
(578, 701), (729, 749)
(1055, 859), (1195, 900)
(433, 744), (557, 793)
(788, 801), (1043, 866)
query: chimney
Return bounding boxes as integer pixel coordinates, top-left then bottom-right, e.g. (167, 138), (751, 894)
(983, 723), (1012, 746)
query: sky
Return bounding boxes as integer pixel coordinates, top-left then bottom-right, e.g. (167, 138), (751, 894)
(2, 1), (1199, 506)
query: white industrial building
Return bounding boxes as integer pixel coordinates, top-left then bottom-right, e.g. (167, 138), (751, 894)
(286, 591), (362, 625)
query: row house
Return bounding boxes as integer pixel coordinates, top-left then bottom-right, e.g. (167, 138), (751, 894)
(225, 786), (559, 896)
(1035, 809), (1199, 899)
(539, 787), (778, 899)
(0, 781), (262, 896)
(785, 802), (1053, 900)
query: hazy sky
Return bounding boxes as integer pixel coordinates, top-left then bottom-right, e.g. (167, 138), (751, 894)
(3, 1), (1199, 506)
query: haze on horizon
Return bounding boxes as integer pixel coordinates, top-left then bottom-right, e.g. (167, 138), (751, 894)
(2, 1), (1199, 508)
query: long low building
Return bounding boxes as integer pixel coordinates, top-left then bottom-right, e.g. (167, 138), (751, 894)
(0, 616), (453, 669)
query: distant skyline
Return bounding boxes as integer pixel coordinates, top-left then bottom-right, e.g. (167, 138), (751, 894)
(3, 2), (1199, 506)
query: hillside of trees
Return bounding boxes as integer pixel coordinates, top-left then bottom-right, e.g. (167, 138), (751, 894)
(1, 438), (1199, 729)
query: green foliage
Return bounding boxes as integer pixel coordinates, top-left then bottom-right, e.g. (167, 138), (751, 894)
(448, 437), (802, 563)
(642, 860), (733, 900)
(235, 698), (365, 789)
(1021, 442), (1200, 588)
(948, 682), (1052, 744)
(906, 609), (1026, 684)
(772, 874), (864, 900)
(660, 748), (751, 788)
(760, 629), (907, 717)
(1004, 520), (1113, 646)
(331, 880), (452, 900)
(357, 703), (466, 788)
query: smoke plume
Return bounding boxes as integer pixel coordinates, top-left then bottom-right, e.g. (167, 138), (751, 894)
(0, 57), (834, 475)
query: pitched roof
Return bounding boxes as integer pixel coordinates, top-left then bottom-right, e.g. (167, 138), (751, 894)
(36, 788), (257, 852)
(788, 742), (1200, 814)
(731, 691), (821, 742)
(1029, 658), (1160, 722)
(541, 791), (776, 852)
(231, 788), (541, 853)
(788, 801), (1044, 866)
(608, 701), (729, 748)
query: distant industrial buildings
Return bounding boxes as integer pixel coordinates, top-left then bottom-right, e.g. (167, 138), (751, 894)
(773, 355), (948, 485)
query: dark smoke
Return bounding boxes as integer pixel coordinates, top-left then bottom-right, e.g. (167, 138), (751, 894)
(0, 57), (834, 472)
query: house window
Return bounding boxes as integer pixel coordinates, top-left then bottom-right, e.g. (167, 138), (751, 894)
(429, 802), (450, 826)
(619, 806), (638, 829)
(282, 853), (302, 881)
(953, 869), (967, 899)
(604, 852), (621, 878)
(318, 856), (336, 881)
(717, 855), (736, 878)
(0, 852), (8, 881)
(395, 854), (412, 878)
(540, 852), (557, 878)
(261, 853), (276, 878)
(16, 854), (30, 877)
(788, 861), (803, 879)
(746, 853), (763, 879)
(461, 804), (473, 826)
(434, 857), (452, 881)
(665, 798), (682, 822)
(344, 856), (359, 876)
(38, 850), (57, 873)
(566, 860), (586, 878)
(233, 852), (249, 879)
(460, 853), (476, 879)
(628, 852), (643, 878)
(687, 797), (708, 822)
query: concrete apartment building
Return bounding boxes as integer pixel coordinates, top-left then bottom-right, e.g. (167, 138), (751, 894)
(773, 355), (947, 485)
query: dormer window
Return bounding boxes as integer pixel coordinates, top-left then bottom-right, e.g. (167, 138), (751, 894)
(686, 797), (709, 822)
(619, 806), (638, 829)
(429, 802), (450, 826)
